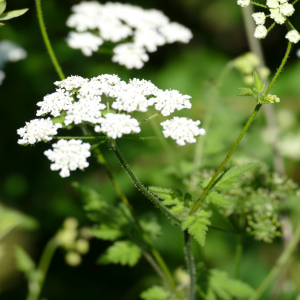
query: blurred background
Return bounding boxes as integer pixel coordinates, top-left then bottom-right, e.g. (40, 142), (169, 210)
(1, 0), (300, 299)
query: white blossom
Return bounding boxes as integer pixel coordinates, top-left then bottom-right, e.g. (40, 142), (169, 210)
(66, 32), (103, 56)
(55, 76), (88, 92)
(64, 98), (106, 125)
(17, 118), (62, 145)
(112, 43), (149, 69)
(267, 0), (280, 8)
(252, 12), (266, 25)
(94, 113), (141, 139)
(270, 8), (286, 24)
(254, 25), (268, 39)
(90, 74), (124, 98)
(280, 3), (295, 16)
(286, 30), (300, 43)
(161, 117), (205, 146)
(66, 1), (192, 68)
(153, 90), (192, 116)
(237, 0), (250, 7)
(44, 139), (91, 178)
(36, 89), (74, 117)
(0, 41), (27, 68)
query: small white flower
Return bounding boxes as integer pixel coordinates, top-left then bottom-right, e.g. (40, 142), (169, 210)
(252, 12), (266, 25)
(280, 3), (295, 16)
(112, 43), (149, 69)
(36, 89), (74, 117)
(94, 113), (141, 139)
(54, 76), (88, 92)
(66, 32), (103, 56)
(91, 74), (124, 98)
(161, 117), (205, 146)
(237, 0), (250, 7)
(267, 0), (280, 8)
(17, 118), (62, 145)
(286, 30), (300, 43)
(158, 22), (193, 44)
(0, 41), (27, 67)
(254, 25), (268, 39)
(270, 8), (286, 24)
(44, 139), (91, 178)
(153, 90), (192, 116)
(134, 29), (165, 52)
(64, 98), (106, 126)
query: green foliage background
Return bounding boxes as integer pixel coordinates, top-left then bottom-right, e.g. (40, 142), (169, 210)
(1, 0), (300, 299)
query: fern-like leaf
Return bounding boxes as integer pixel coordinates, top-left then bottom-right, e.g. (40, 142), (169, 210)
(98, 240), (141, 267)
(206, 191), (231, 206)
(140, 286), (167, 300)
(214, 163), (259, 191)
(182, 211), (212, 246)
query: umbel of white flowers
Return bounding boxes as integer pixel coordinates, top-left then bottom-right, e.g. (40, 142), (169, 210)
(237, 0), (300, 43)
(17, 75), (205, 177)
(66, 1), (193, 69)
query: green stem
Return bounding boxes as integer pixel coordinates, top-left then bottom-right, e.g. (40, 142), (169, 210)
(250, 2), (268, 9)
(286, 19), (296, 31)
(26, 238), (58, 300)
(110, 139), (182, 225)
(184, 231), (196, 300)
(267, 22), (276, 32)
(249, 221), (300, 300)
(35, 0), (65, 80)
(193, 61), (234, 169)
(292, 0), (298, 5)
(189, 41), (292, 216)
(94, 147), (182, 299)
(140, 113), (160, 124)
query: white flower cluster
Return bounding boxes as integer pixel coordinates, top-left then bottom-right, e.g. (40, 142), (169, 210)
(0, 40), (27, 85)
(44, 139), (91, 178)
(66, 1), (193, 69)
(238, 0), (299, 43)
(17, 118), (62, 145)
(161, 117), (205, 146)
(95, 113), (141, 139)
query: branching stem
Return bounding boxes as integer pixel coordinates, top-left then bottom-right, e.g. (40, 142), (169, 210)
(189, 41), (292, 216)
(94, 147), (182, 299)
(35, 0), (65, 80)
(110, 139), (182, 225)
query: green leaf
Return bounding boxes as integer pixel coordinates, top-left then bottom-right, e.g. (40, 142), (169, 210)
(98, 241), (142, 266)
(206, 191), (231, 206)
(140, 286), (167, 300)
(214, 163), (259, 191)
(0, 8), (28, 21)
(237, 88), (254, 97)
(253, 71), (265, 94)
(14, 246), (35, 274)
(91, 224), (123, 241)
(0, 0), (7, 15)
(148, 186), (183, 205)
(182, 211), (212, 246)
(140, 216), (162, 240)
(196, 264), (254, 300)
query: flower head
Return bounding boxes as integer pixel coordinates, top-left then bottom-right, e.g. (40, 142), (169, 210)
(44, 139), (91, 178)
(286, 30), (300, 43)
(161, 117), (205, 146)
(17, 118), (62, 145)
(94, 113), (141, 139)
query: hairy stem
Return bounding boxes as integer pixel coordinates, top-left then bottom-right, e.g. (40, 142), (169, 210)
(26, 238), (58, 300)
(250, 2), (268, 9)
(35, 0), (65, 80)
(193, 61), (234, 169)
(110, 139), (182, 225)
(94, 147), (182, 299)
(189, 41), (292, 215)
(242, 4), (285, 175)
(249, 221), (300, 300)
(184, 231), (196, 300)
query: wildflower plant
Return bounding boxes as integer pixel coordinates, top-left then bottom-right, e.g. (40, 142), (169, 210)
(8, 0), (300, 300)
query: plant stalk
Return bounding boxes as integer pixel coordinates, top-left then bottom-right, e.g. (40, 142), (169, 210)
(184, 231), (196, 300)
(190, 41), (292, 215)
(110, 139), (182, 225)
(94, 147), (182, 299)
(35, 0), (65, 80)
